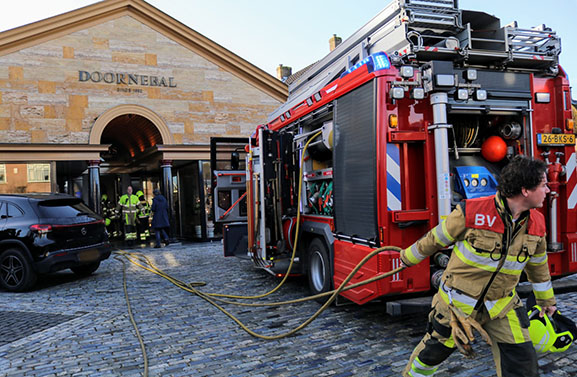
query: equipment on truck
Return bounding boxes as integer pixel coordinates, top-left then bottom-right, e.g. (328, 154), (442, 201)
(217, 0), (576, 310)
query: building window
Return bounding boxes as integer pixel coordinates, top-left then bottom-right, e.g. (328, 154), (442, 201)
(27, 163), (50, 183)
(0, 164), (5, 183)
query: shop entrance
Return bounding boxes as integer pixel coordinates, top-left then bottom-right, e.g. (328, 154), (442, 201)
(77, 106), (214, 241)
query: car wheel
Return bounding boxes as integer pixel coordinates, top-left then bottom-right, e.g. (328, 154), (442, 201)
(0, 248), (37, 292)
(71, 261), (100, 277)
(307, 238), (332, 300)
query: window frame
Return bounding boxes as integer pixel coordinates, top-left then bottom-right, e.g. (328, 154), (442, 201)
(27, 163), (51, 183)
(0, 164), (6, 184)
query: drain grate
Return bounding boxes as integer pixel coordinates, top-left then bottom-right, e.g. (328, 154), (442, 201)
(0, 310), (80, 346)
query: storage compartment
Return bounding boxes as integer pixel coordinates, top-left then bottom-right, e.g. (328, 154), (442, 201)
(447, 112), (528, 203)
(333, 240), (430, 305)
(223, 222), (248, 257)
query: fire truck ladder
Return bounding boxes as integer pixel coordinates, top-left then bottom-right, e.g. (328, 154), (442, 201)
(270, 0), (561, 122)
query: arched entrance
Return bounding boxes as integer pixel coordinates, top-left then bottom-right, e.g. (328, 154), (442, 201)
(90, 104), (173, 146)
(80, 104), (215, 243)
(87, 105), (176, 243)
(100, 114), (163, 164)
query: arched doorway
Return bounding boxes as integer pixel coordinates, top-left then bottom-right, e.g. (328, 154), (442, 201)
(90, 104), (173, 146)
(100, 114), (163, 165)
(88, 105), (176, 243)
(81, 104), (215, 242)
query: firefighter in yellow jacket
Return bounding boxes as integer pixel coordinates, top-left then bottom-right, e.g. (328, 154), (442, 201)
(402, 155), (556, 377)
(135, 190), (151, 241)
(117, 185), (141, 245)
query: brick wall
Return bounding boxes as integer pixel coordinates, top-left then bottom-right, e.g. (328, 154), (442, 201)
(0, 163), (50, 193)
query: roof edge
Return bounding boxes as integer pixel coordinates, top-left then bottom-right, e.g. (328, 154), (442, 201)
(0, 0), (288, 102)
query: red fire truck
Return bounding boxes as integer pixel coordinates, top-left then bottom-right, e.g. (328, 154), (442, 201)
(216, 0), (576, 308)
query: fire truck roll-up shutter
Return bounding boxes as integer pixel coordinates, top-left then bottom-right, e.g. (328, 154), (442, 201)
(333, 80), (378, 245)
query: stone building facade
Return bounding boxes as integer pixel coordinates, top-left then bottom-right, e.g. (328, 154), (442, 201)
(0, 0), (287, 239)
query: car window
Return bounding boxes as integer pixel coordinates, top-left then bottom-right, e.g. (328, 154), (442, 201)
(0, 202), (5, 218)
(37, 199), (96, 218)
(7, 203), (24, 218)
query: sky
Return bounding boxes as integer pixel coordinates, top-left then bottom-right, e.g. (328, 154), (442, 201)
(0, 0), (576, 98)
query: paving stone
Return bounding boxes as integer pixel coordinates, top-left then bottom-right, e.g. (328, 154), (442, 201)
(1, 241), (577, 376)
(0, 311), (79, 346)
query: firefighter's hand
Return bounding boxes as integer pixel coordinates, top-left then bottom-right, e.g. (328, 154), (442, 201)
(540, 305), (557, 317)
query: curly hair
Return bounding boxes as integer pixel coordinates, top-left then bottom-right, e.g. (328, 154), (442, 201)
(497, 155), (548, 198)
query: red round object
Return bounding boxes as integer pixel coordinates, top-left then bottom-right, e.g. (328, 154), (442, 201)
(481, 136), (507, 162)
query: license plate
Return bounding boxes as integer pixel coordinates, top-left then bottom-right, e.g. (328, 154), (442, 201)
(78, 249), (99, 263)
(537, 133), (576, 146)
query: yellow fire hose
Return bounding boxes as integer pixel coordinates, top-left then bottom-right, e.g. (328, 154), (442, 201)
(114, 246), (404, 377)
(115, 245), (403, 339)
(112, 129), (406, 375)
(114, 255), (149, 376)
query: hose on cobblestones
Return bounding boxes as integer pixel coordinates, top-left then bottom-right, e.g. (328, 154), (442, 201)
(114, 245), (404, 340)
(117, 248), (402, 307)
(114, 255), (149, 377)
(112, 129), (406, 340)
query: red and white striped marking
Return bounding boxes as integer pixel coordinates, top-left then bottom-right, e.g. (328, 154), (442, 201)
(567, 152), (577, 209)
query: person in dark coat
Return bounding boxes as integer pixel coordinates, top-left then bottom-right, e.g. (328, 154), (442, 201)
(151, 189), (170, 248)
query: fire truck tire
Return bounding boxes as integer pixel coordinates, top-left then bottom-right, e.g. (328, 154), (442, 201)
(307, 238), (332, 299)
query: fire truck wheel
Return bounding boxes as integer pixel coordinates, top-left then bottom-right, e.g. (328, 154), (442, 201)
(307, 238), (332, 299)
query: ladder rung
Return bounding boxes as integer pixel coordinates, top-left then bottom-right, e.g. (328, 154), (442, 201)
(410, 11), (457, 22)
(511, 41), (547, 48)
(507, 30), (554, 39)
(409, 13), (458, 28)
(406, 0), (457, 9)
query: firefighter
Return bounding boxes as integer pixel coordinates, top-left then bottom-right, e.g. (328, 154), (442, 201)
(105, 193), (123, 239)
(135, 190), (151, 241)
(117, 185), (141, 245)
(401, 155), (556, 377)
(109, 205), (123, 239)
(101, 194), (114, 236)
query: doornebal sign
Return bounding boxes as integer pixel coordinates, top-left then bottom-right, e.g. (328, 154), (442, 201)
(78, 71), (177, 87)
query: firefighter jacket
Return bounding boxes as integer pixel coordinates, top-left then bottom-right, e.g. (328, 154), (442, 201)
(135, 191), (150, 219)
(101, 197), (112, 218)
(400, 192), (556, 319)
(138, 200), (151, 218)
(117, 194), (141, 226)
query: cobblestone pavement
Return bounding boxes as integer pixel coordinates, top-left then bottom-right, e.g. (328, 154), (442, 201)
(1, 241), (577, 376)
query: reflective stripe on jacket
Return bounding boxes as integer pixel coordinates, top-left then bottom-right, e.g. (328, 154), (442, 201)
(401, 193), (555, 318)
(118, 194), (140, 225)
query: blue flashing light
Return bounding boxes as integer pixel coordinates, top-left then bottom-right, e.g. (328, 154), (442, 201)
(373, 53), (391, 71)
(340, 52), (391, 79)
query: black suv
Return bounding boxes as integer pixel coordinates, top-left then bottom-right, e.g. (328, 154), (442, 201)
(0, 193), (111, 292)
